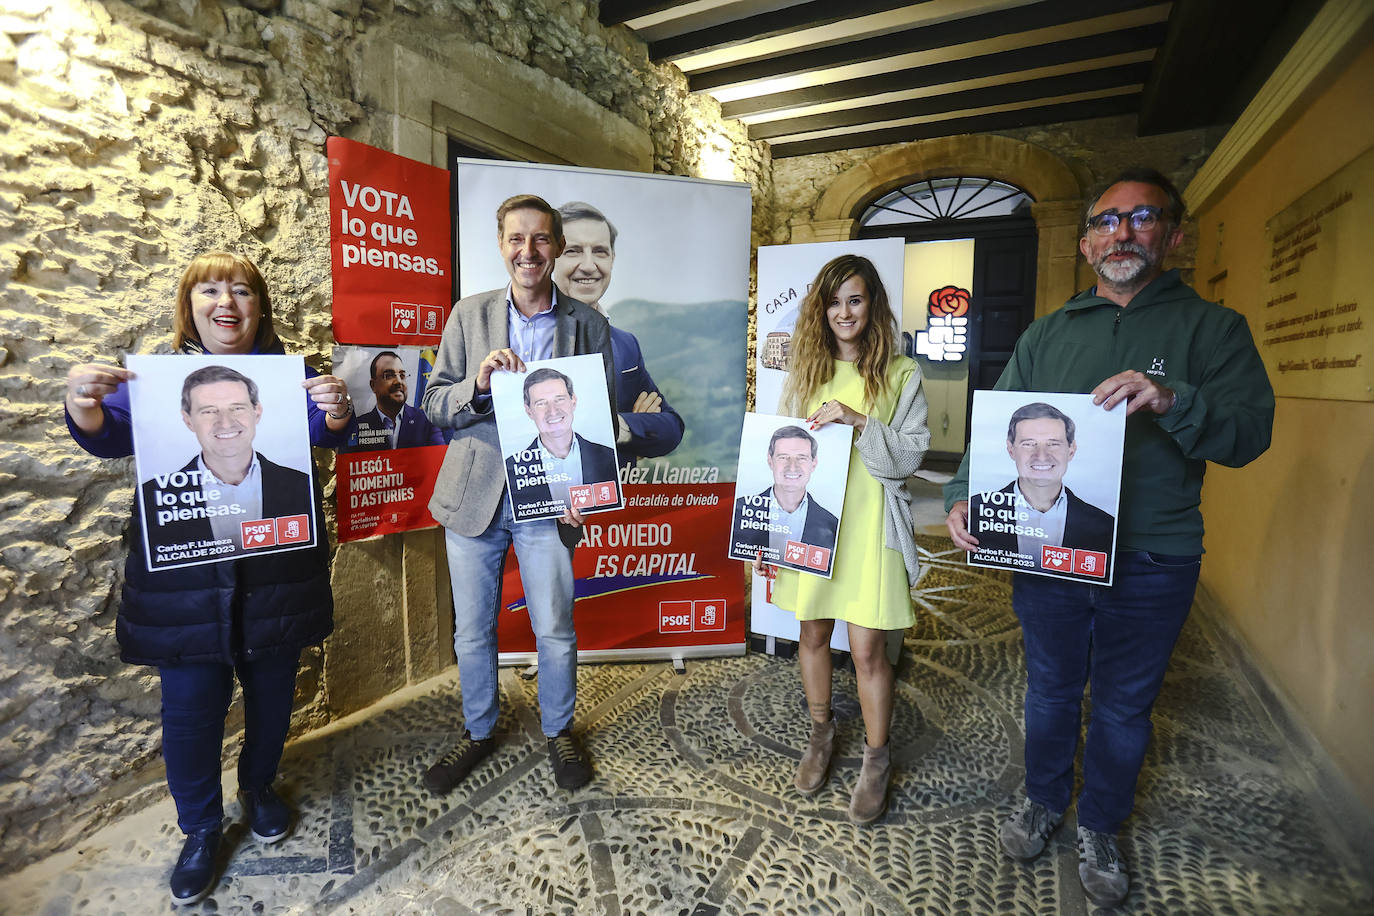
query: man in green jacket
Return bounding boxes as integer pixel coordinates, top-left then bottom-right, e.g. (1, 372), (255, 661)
(944, 167), (1274, 908)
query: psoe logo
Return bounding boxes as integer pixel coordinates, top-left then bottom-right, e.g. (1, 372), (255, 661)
(783, 540), (807, 565)
(658, 600), (693, 634)
(241, 519), (277, 549)
(693, 598), (726, 632)
(391, 302), (419, 335)
(1042, 545), (1072, 570)
(275, 514), (311, 545)
(1073, 549), (1109, 578)
(418, 304), (445, 337)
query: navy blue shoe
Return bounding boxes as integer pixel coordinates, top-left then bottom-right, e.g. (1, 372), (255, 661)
(238, 784), (291, 844)
(169, 828), (220, 905)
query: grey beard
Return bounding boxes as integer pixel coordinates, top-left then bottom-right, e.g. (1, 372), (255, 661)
(1094, 242), (1155, 287)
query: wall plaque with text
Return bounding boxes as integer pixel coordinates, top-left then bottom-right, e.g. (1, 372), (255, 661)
(1260, 145), (1374, 401)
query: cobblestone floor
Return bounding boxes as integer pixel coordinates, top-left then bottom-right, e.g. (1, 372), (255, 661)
(4, 537), (1372, 915)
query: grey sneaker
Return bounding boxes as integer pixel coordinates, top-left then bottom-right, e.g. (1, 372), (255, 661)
(1077, 826), (1130, 907)
(1000, 797), (1063, 860)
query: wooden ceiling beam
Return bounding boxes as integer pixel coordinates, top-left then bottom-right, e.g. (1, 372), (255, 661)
(769, 95), (1140, 157)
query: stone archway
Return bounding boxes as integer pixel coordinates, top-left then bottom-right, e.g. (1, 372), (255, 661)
(789, 135), (1086, 317)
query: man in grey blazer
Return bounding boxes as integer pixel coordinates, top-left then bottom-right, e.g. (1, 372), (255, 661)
(420, 194), (615, 794)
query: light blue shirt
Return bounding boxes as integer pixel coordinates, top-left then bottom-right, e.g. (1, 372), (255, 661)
(199, 453), (263, 548)
(539, 436), (583, 505)
(768, 492), (811, 557)
(1015, 483), (1069, 559)
(507, 285), (559, 362)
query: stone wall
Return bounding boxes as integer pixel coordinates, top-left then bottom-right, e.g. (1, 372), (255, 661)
(771, 114), (1229, 284)
(0, 0), (767, 872)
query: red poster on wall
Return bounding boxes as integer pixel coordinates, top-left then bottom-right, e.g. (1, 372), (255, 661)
(497, 484), (745, 659)
(335, 447), (446, 542)
(327, 137), (452, 345)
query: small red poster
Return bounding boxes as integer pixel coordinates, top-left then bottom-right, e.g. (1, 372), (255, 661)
(327, 137), (453, 345)
(335, 447), (446, 542)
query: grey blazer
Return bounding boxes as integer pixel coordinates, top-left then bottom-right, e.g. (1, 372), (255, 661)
(421, 287), (615, 540)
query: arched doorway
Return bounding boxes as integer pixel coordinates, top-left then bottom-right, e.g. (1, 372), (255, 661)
(787, 136), (1085, 459)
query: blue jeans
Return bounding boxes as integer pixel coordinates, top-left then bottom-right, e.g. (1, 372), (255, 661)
(1012, 551), (1200, 834)
(159, 649), (302, 834)
(444, 495), (577, 739)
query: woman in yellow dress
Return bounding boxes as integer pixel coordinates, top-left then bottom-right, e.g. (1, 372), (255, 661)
(755, 254), (930, 824)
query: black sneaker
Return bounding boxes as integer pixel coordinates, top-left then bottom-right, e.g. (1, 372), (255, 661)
(423, 730), (494, 793)
(239, 784), (291, 844)
(1000, 796), (1063, 860)
(547, 728), (592, 789)
(169, 827), (220, 905)
(1077, 826), (1130, 907)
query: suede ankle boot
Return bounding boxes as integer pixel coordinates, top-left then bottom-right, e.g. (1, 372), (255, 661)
(847, 740), (891, 824)
(794, 716), (836, 795)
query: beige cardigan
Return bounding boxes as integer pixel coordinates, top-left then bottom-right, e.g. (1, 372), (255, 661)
(853, 361), (931, 585)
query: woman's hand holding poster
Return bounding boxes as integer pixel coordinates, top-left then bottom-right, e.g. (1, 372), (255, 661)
(967, 390), (1125, 584)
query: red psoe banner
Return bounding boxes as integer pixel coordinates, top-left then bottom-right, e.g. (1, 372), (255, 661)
(327, 137), (453, 345)
(497, 484), (745, 659)
(335, 446), (446, 542)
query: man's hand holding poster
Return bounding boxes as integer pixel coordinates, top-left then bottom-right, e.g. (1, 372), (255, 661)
(127, 354), (317, 572)
(491, 353), (623, 522)
(729, 413), (851, 577)
(332, 345), (448, 541)
(967, 390), (1124, 584)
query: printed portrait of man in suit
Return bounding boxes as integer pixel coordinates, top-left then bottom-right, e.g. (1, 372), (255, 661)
(970, 402), (1114, 569)
(731, 424), (839, 575)
(344, 349), (445, 452)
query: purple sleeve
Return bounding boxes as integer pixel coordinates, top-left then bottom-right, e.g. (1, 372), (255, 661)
(305, 363), (355, 449)
(66, 382), (134, 458)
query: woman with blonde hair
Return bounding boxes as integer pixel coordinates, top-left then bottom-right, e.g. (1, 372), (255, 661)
(66, 251), (355, 903)
(756, 253), (929, 823)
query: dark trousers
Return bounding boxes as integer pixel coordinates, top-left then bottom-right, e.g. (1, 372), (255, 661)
(1012, 551), (1200, 834)
(158, 650), (301, 834)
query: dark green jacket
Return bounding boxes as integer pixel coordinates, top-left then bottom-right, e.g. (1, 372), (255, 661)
(945, 270), (1275, 556)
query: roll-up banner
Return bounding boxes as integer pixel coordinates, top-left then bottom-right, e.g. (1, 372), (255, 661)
(751, 239), (906, 652)
(455, 160), (752, 662)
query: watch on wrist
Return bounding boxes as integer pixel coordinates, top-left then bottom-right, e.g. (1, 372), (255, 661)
(328, 393), (353, 420)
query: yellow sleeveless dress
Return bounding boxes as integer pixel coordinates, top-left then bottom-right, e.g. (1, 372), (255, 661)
(771, 358), (916, 630)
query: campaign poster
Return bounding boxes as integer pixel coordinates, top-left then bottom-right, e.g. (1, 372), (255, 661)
(751, 239), (904, 651)
(328, 137), (453, 346)
(332, 344), (447, 542)
(728, 413), (851, 577)
(455, 158), (751, 661)
(491, 354), (623, 522)
(127, 354), (316, 572)
(967, 390), (1125, 584)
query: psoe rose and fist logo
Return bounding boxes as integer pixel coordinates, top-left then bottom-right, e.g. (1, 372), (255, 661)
(240, 515), (312, 550)
(390, 301), (444, 339)
(658, 599), (728, 634)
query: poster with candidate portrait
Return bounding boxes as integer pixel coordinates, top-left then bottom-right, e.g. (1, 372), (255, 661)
(331, 344), (448, 542)
(967, 390), (1125, 584)
(491, 354), (623, 522)
(751, 238), (904, 651)
(328, 137), (454, 346)
(728, 413), (851, 577)
(455, 158), (751, 662)
(126, 354), (317, 572)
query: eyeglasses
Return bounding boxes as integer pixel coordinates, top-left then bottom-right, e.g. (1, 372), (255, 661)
(1084, 205), (1166, 235)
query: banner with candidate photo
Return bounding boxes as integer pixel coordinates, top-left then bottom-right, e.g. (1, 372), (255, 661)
(328, 137), (453, 346)
(455, 159), (751, 661)
(967, 390), (1125, 584)
(331, 344), (447, 542)
(127, 354), (317, 572)
(728, 413), (852, 577)
(750, 239), (904, 651)
(491, 353), (623, 522)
